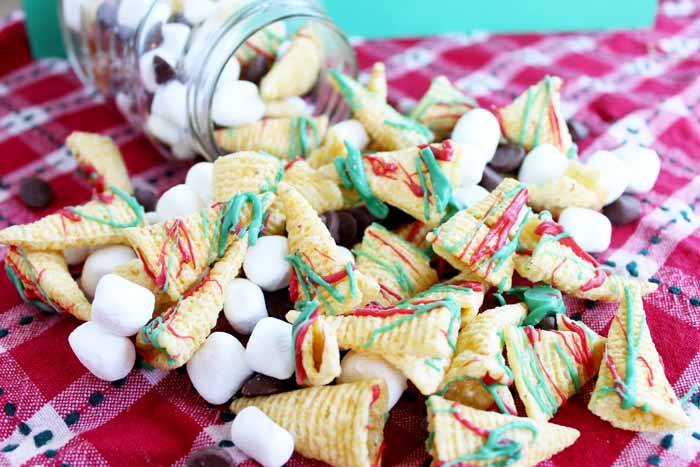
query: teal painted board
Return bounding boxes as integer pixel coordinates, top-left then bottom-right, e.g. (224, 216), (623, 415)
(22, 0), (66, 58)
(325, 0), (658, 38)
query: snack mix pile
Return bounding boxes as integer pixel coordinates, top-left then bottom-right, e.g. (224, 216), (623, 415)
(1, 19), (688, 467)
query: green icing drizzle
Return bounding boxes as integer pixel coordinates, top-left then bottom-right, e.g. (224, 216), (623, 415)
(334, 141), (389, 219)
(554, 341), (581, 393)
(68, 185), (144, 229)
(509, 327), (557, 418)
(4, 253), (58, 314)
(518, 76), (553, 148)
(140, 314), (176, 365)
(352, 249), (415, 295)
(425, 356), (443, 372)
(215, 192), (264, 254)
(328, 69), (361, 110)
(509, 284), (567, 326)
(384, 118), (433, 141)
(286, 253), (356, 316)
(567, 143), (579, 160)
(288, 117), (320, 160)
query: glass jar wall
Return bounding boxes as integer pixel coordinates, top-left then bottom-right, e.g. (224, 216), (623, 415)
(59, 0), (357, 161)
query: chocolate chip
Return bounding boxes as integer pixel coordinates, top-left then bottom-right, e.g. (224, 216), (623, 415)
(153, 55), (176, 84)
(336, 211), (358, 248)
(488, 143), (526, 173)
(185, 447), (234, 467)
(349, 206), (374, 234)
(243, 55), (271, 84)
(567, 119), (589, 142)
(537, 316), (558, 330)
(603, 194), (642, 225)
(96, 3), (117, 28)
(19, 177), (54, 209)
(320, 211), (341, 244)
(241, 373), (288, 397)
(381, 206), (414, 231)
(134, 187), (158, 212)
(265, 289), (294, 321)
(479, 165), (504, 192)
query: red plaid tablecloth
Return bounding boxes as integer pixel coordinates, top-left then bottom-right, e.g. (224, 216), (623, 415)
(1, 2), (700, 466)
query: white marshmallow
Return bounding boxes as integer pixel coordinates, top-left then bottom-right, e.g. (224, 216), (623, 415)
(558, 207), (612, 253)
(219, 57), (241, 85)
(585, 150), (630, 204)
(185, 162), (214, 206)
(337, 351), (407, 410)
(145, 211), (161, 225)
(171, 134), (197, 161)
(453, 184), (489, 209)
(518, 144), (569, 185)
(230, 407), (294, 467)
(332, 120), (369, 150)
(81, 246), (137, 298)
(224, 278), (268, 335)
(156, 184), (206, 221)
(455, 141), (489, 188)
(451, 109), (501, 163)
(245, 318), (294, 380)
(139, 50), (162, 93)
(146, 114), (180, 146)
(117, 0), (153, 30)
(63, 0), (87, 31)
(336, 246), (355, 265)
(212, 81), (266, 127)
(187, 332), (252, 405)
(613, 144), (661, 194)
(284, 96), (313, 116)
(160, 23), (191, 60)
(183, 0), (217, 24)
(63, 246), (89, 266)
(69, 321), (135, 381)
(152, 81), (188, 129)
(243, 236), (291, 292)
(91, 274), (155, 337)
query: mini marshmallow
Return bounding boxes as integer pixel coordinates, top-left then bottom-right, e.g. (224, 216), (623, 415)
(336, 246), (355, 265)
(185, 162), (214, 206)
(139, 50), (163, 93)
(613, 144), (661, 194)
(187, 332), (253, 405)
(558, 207), (612, 253)
(63, 246), (90, 266)
(69, 321), (135, 381)
(171, 134), (197, 161)
(146, 114), (180, 146)
(183, 0), (217, 25)
(91, 274), (155, 337)
(284, 96), (313, 116)
(224, 278), (268, 335)
(451, 109), (501, 163)
(585, 150), (630, 204)
(152, 81), (188, 129)
(145, 211), (161, 225)
(219, 57), (241, 85)
(81, 246), (137, 298)
(337, 351), (407, 410)
(243, 236), (291, 292)
(117, 0), (153, 30)
(245, 318), (294, 380)
(453, 184), (489, 208)
(212, 81), (266, 127)
(63, 0), (87, 31)
(160, 23), (191, 60)
(518, 144), (569, 185)
(156, 184), (206, 221)
(455, 141), (489, 188)
(230, 407), (294, 467)
(332, 119), (369, 150)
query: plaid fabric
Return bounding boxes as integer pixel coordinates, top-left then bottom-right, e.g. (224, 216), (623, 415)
(1, 1), (700, 465)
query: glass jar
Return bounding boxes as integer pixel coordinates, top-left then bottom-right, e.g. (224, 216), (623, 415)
(58, 0), (357, 161)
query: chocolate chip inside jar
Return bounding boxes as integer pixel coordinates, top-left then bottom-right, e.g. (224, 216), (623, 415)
(242, 55), (272, 85)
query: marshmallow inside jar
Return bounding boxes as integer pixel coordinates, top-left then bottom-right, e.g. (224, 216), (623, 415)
(58, 0), (358, 162)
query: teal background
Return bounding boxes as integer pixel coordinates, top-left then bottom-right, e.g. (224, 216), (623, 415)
(22, 0), (659, 58)
(325, 0), (659, 38)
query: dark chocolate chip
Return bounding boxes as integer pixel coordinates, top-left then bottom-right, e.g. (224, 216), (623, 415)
(381, 206), (414, 231)
(603, 194), (642, 225)
(349, 206), (374, 234)
(185, 447), (234, 467)
(488, 143), (526, 173)
(153, 55), (176, 84)
(479, 165), (504, 192)
(320, 211), (341, 244)
(19, 177), (54, 209)
(264, 289), (294, 321)
(336, 211), (358, 248)
(96, 3), (117, 28)
(567, 119), (589, 142)
(243, 55), (271, 84)
(134, 187), (158, 212)
(240, 373), (288, 397)
(537, 316), (558, 330)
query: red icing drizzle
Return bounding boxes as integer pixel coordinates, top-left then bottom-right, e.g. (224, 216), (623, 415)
(556, 316), (595, 376)
(448, 280), (484, 292)
(140, 219), (198, 290)
(396, 162), (424, 197)
(449, 402), (490, 437)
(370, 383), (381, 406)
(638, 356), (655, 387)
(547, 103), (562, 149)
(364, 154), (398, 178)
(293, 308), (320, 384)
(367, 229), (420, 274)
(243, 40), (275, 60)
(79, 163), (108, 193)
(284, 158), (303, 170)
(402, 221), (424, 243)
(418, 139), (455, 161)
(5, 249), (64, 312)
(379, 284), (402, 302)
(351, 303), (419, 318)
(372, 442), (386, 467)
